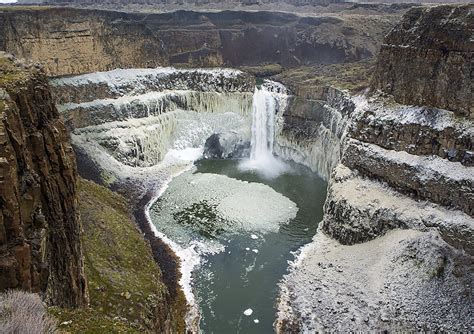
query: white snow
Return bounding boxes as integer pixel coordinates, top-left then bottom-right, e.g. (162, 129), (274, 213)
(52, 67), (245, 87)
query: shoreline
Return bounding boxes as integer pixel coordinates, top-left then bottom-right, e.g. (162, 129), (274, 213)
(74, 146), (199, 332)
(139, 167), (202, 333)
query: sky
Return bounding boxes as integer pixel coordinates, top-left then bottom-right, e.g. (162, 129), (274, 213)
(0, 0), (18, 3)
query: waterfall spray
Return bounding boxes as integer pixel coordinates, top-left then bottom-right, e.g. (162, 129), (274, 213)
(240, 84), (288, 178)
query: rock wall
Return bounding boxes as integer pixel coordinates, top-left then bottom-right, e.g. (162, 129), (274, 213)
(275, 86), (354, 180)
(20, 0), (344, 5)
(371, 4), (473, 117)
(277, 4), (473, 331)
(0, 54), (87, 307)
(0, 8), (395, 76)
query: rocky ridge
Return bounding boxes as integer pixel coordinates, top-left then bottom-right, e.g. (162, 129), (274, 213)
(371, 4), (473, 117)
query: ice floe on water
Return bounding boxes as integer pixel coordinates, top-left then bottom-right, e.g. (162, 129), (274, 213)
(244, 309), (253, 316)
(149, 171), (298, 254)
(148, 168), (298, 331)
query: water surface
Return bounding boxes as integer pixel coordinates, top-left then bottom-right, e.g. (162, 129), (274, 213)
(151, 159), (327, 333)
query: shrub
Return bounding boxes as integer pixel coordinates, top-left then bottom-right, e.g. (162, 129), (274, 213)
(0, 290), (57, 334)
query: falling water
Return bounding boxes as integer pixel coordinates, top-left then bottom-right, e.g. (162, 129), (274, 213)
(250, 87), (275, 160)
(240, 85), (288, 178)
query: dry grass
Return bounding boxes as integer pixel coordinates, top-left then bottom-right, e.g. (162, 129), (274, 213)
(0, 290), (57, 334)
(272, 58), (375, 95)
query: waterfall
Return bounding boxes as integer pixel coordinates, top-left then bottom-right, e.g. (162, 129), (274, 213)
(250, 87), (276, 160)
(240, 84), (289, 178)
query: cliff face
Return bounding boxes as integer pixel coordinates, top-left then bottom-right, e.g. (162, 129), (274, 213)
(0, 54), (87, 307)
(371, 4), (473, 117)
(277, 4), (473, 331)
(20, 0), (344, 5)
(49, 179), (186, 333)
(0, 8), (396, 76)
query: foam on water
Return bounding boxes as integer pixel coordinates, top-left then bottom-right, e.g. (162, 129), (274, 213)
(148, 169), (299, 330)
(150, 171), (298, 250)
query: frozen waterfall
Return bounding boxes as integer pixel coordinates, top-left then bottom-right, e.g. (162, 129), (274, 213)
(240, 83), (289, 178)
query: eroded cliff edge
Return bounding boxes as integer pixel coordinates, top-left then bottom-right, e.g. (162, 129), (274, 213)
(0, 55), (87, 307)
(0, 7), (398, 76)
(371, 4), (472, 117)
(277, 4), (473, 332)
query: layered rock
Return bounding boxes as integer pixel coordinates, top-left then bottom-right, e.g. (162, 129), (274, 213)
(371, 4), (473, 117)
(20, 0), (344, 6)
(0, 7), (396, 76)
(350, 98), (473, 165)
(0, 54), (87, 307)
(52, 68), (254, 172)
(277, 4), (473, 332)
(275, 86), (354, 180)
(321, 164), (473, 253)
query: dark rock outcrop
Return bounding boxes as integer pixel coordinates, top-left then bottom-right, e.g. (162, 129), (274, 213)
(350, 101), (473, 166)
(0, 54), (87, 307)
(203, 132), (250, 159)
(371, 4), (473, 117)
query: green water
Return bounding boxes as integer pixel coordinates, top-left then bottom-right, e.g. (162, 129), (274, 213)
(154, 159), (327, 333)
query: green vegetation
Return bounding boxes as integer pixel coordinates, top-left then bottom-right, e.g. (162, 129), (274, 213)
(0, 6), (51, 11)
(50, 178), (186, 333)
(174, 200), (230, 239)
(241, 63), (284, 77)
(273, 59), (375, 94)
(0, 57), (30, 89)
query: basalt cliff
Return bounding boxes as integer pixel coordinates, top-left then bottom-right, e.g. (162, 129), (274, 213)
(277, 4), (473, 332)
(0, 55), (87, 307)
(0, 7), (398, 76)
(0, 2), (472, 333)
(0, 55), (186, 332)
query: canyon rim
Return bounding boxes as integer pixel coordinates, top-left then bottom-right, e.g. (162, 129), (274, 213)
(0, 0), (472, 333)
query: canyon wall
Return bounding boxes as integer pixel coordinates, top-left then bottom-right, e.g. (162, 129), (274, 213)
(278, 4), (473, 332)
(371, 4), (472, 117)
(0, 54), (187, 332)
(19, 0), (344, 5)
(0, 7), (396, 76)
(0, 54), (87, 307)
(275, 86), (354, 180)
